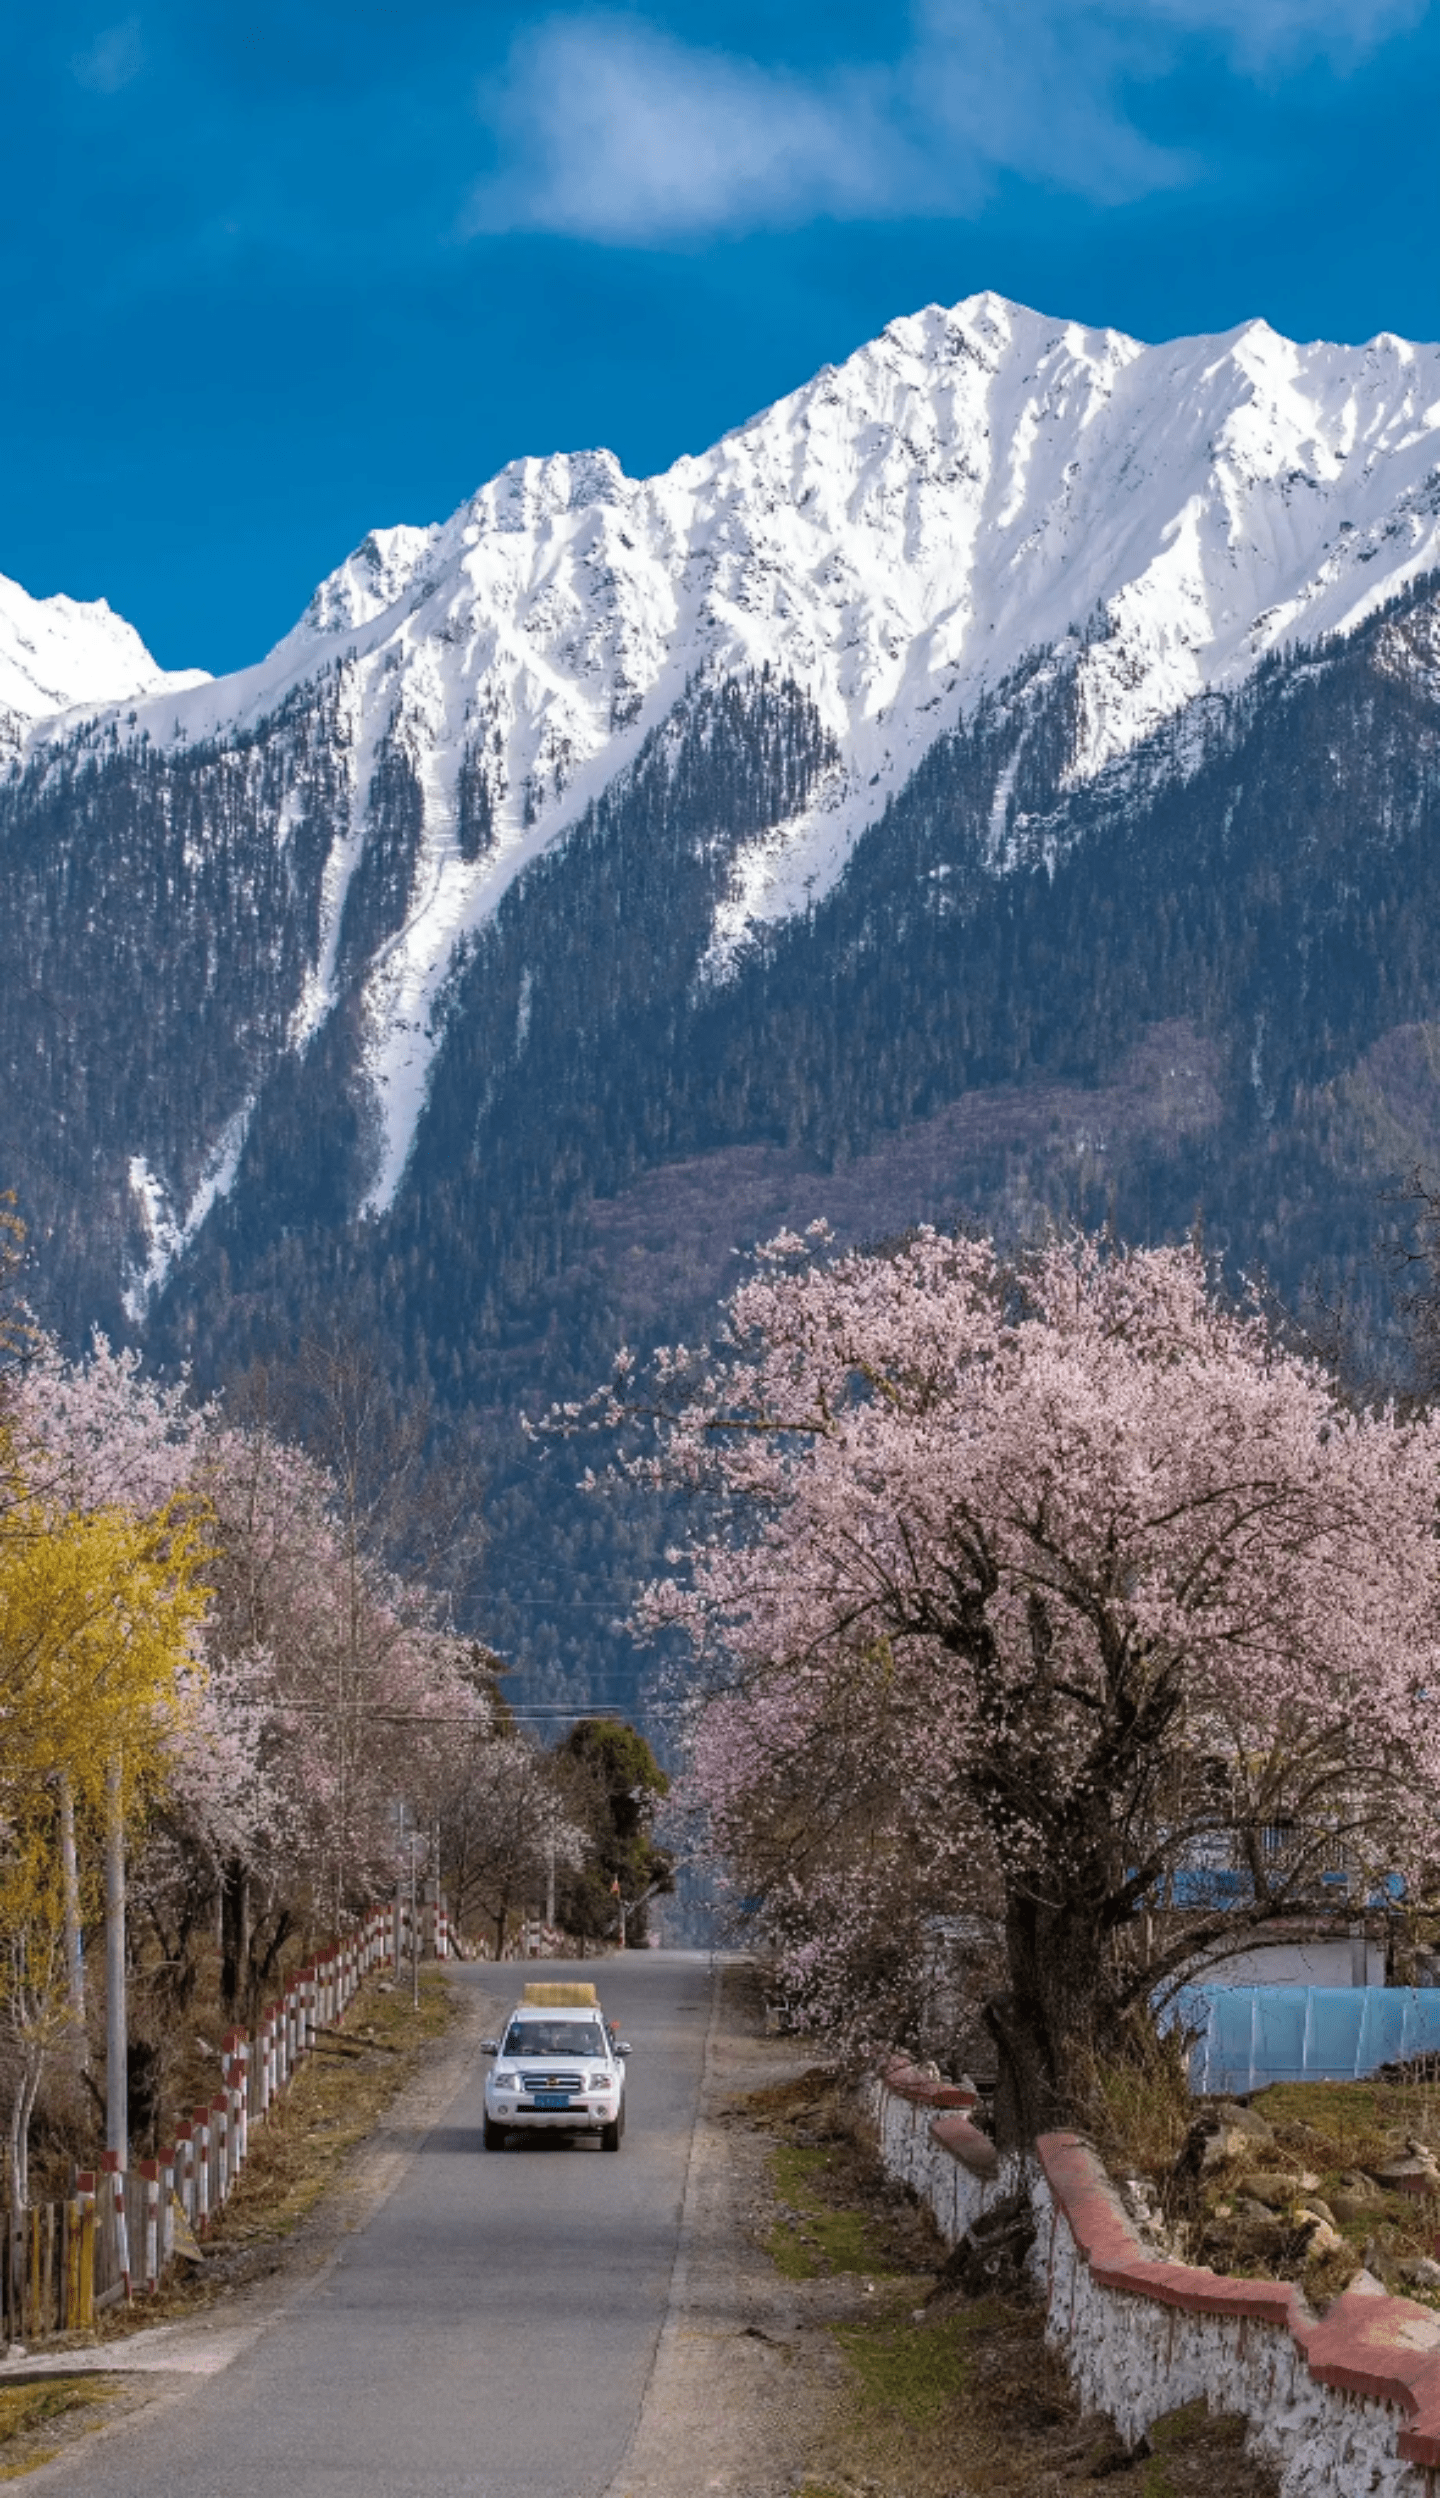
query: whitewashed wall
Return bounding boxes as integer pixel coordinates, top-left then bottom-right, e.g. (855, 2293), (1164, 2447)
(867, 2073), (1439, 2498)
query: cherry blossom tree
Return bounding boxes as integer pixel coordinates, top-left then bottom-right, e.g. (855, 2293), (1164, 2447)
(424, 1716), (587, 1959)
(619, 1228), (1440, 2145)
(196, 1423), (487, 2009)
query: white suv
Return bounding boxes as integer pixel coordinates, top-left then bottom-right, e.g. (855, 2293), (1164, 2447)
(481, 2001), (630, 2151)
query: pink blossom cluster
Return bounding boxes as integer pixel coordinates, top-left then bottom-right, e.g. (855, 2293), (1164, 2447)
(626, 1230), (1440, 2096)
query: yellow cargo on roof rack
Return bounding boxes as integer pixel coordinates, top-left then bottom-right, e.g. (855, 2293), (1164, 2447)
(521, 1982), (599, 2007)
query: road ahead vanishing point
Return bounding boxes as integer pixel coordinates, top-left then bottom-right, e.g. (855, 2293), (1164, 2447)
(51, 1953), (715, 2498)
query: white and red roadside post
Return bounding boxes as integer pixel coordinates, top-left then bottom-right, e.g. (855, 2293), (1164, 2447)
(213, 2094), (230, 2206)
(138, 2160), (160, 2294)
(157, 2145), (176, 2270)
(261, 2007), (276, 2113)
(223, 2032), (248, 2171)
(192, 2107), (211, 2234)
(101, 2149), (131, 2299)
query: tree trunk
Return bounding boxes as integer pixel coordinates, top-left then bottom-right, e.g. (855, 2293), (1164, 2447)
(8, 2049), (41, 2214)
(220, 1858), (250, 2013)
(7, 2077), (24, 2217)
(986, 1884), (1111, 2151)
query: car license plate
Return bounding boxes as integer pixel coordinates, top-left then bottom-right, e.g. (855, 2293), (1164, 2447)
(533, 2091), (571, 2109)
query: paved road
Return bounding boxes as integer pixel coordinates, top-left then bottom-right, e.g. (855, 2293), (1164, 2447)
(57, 1953), (716, 2498)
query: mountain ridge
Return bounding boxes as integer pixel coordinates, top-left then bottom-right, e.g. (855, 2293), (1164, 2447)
(9, 295), (1440, 1703)
(15, 291), (1440, 1251)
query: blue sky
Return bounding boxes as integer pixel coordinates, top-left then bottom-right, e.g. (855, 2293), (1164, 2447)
(2, 0), (1438, 674)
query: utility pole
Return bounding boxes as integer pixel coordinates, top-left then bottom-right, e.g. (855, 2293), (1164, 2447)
(105, 1756), (127, 2168)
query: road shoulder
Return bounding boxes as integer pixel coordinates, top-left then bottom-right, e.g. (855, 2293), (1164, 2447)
(606, 1962), (850, 2498)
(6, 1967), (505, 2483)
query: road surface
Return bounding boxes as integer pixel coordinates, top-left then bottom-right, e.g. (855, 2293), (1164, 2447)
(55, 1952), (716, 2498)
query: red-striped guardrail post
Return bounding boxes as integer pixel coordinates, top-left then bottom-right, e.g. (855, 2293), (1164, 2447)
(158, 2145), (175, 2268)
(138, 2160), (159, 2293)
(192, 2107), (211, 2233)
(232, 2035), (249, 2166)
(212, 2094), (229, 2205)
(101, 2150), (131, 2299)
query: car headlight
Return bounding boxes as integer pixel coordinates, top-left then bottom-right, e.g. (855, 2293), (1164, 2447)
(493, 2069), (521, 2090)
(587, 2071), (611, 2091)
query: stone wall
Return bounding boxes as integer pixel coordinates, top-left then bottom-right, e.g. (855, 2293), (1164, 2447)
(870, 2063), (1440, 2498)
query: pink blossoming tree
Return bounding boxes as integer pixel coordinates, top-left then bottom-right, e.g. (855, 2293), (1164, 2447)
(623, 1229), (1440, 2144)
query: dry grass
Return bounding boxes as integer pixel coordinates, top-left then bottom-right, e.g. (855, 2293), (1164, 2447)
(1081, 2021), (1198, 2191)
(1072, 2030), (1440, 2309)
(95, 1966), (458, 2337)
(814, 2293), (1276, 2497)
(742, 2081), (1279, 2498)
(0, 2377), (122, 2481)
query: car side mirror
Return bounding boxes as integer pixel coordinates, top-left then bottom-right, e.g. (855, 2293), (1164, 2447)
(615, 2041), (632, 2058)
(480, 2040), (500, 2056)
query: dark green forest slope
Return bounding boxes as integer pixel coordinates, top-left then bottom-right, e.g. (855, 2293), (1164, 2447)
(5, 583), (1440, 1708)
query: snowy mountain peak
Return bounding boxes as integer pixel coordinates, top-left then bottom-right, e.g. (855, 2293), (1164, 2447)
(298, 523), (443, 640)
(0, 571), (208, 744)
(23, 289), (1440, 1233)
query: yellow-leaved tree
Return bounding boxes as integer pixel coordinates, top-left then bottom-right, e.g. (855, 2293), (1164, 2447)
(0, 1455), (212, 2205)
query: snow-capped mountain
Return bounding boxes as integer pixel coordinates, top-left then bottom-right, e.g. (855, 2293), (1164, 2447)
(11, 289), (1440, 1708)
(24, 291), (1440, 1228)
(0, 570), (207, 745)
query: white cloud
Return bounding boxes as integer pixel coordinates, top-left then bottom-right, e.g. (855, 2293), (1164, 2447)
(467, 0), (1424, 242)
(469, 18), (921, 242)
(72, 16), (145, 95)
(1141, 0), (1424, 73)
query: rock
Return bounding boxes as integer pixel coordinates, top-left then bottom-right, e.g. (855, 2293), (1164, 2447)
(1298, 2197), (1336, 2227)
(1298, 2216), (1345, 2256)
(1401, 2258), (1440, 2290)
(1371, 2157), (1439, 2196)
(1240, 2170), (1318, 2208)
(1213, 2100), (1276, 2146)
(1179, 2115), (1257, 2178)
(1331, 2170), (1386, 2222)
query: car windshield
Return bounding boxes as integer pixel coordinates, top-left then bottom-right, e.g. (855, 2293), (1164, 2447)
(504, 2020), (606, 2058)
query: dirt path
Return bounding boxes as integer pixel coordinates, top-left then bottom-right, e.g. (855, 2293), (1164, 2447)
(608, 1963), (1280, 2498)
(605, 1961), (845, 2498)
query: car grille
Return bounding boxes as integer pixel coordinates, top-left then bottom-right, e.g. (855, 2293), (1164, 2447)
(524, 2072), (585, 2093)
